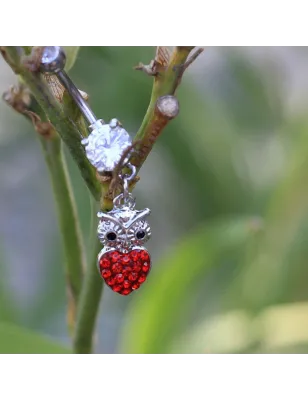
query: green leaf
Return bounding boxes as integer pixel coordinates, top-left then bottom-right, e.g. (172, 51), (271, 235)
(119, 217), (259, 354)
(0, 322), (71, 354)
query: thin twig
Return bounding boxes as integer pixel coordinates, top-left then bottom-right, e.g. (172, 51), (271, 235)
(173, 47), (205, 84)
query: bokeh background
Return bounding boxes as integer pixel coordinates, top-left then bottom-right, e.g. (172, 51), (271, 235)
(1, 46), (308, 353)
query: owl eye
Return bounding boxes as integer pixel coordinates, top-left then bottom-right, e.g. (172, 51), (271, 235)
(136, 230), (146, 240)
(106, 231), (117, 241)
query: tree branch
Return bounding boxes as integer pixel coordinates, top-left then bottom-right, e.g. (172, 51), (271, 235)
(131, 46), (203, 170)
(1, 46), (101, 201)
(3, 84), (87, 333)
(99, 47), (203, 210)
(40, 135), (87, 334)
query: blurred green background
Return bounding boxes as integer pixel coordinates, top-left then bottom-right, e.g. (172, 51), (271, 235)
(1, 46), (308, 353)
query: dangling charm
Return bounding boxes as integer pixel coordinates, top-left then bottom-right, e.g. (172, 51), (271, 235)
(40, 46), (152, 295)
(97, 166), (151, 295)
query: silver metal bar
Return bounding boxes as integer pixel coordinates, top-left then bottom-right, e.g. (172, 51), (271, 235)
(40, 46), (97, 125)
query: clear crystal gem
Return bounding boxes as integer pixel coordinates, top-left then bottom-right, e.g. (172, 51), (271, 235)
(83, 119), (132, 171)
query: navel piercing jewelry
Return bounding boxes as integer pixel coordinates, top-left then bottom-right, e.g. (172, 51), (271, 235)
(40, 46), (152, 295)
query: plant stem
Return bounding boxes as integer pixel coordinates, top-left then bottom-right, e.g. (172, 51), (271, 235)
(100, 47), (202, 209)
(40, 135), (86, 333)
(1, 46), (101, 201)
(131, 46), (202, 170)
(73, 198), (103, 353)
(2, 81), (87, 334)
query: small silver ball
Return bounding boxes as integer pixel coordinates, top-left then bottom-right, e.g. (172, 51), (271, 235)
(40, 46), (66, 73)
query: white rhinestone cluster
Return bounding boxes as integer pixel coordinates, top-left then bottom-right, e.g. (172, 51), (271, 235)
(81, 118), (132, 172)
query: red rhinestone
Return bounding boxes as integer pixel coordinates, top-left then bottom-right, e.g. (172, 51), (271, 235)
(132, 282), (140, 290)
(111, 252), (120, 262)
(106, 277), (115, 286)
(133, 264), (141, 273)
(113, 285), (122, 292)
(123, 280), (131, 289)
(122, 255), (130, 264)
(130, 250), (139, 261)
(140, 251), (149, 261)
(121, 288), (131, 296)
(116, 273), (124, 283)
(128, 272), (138, 282)
(138, 274), (147, 283)
(100, 258), (110, 268)
(142, 265), (150, 273)
(102, 269), (112, 279)
(123, 266), (132, 274)
(112, 263), (122, 274)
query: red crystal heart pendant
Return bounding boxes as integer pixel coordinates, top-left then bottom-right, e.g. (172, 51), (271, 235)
(98, 248), (151, 295)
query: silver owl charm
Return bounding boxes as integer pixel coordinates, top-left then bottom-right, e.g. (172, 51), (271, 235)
(97, 193), (152, 296)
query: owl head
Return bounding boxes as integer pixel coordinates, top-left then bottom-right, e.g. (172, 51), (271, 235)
(97, 207), (151, 250)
